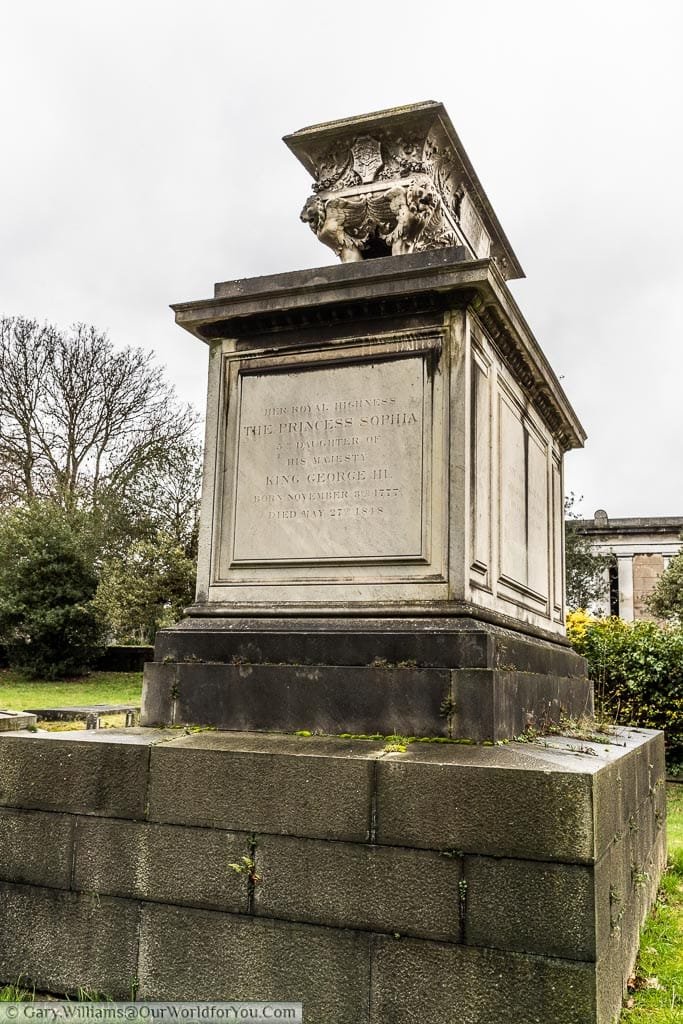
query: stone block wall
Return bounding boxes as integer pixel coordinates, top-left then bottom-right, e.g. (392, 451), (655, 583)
(0, 727), (666, 1024)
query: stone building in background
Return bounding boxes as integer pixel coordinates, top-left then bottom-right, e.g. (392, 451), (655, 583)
(574, 510), (683, 620)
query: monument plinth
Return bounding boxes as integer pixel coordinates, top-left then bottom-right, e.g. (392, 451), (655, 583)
(142, 104), (591, 738)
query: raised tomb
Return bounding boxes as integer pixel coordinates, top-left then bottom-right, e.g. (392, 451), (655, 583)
(143, 101), (592, 740)
(0, 102), (666, 1024)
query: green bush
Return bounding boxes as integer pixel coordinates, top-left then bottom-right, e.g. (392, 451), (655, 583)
(93, 533), (195, 644)
(567, 613), (683, 768)
(648, 549), (683, 622)
(0, 503), (104, 679)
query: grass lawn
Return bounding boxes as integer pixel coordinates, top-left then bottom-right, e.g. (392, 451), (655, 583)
(621, 784), (683, 1022)
(0, 669), (143, 711)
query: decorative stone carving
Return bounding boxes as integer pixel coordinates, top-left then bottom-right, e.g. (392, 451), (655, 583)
(301, 176), (450, 262)
(285, 102), (524, 279)
(350, 135), (383, 183)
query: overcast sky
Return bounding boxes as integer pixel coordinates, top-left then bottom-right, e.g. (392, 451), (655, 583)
(1, 0), (681, 518)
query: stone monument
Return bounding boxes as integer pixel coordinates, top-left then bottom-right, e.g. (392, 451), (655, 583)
(142, 101), (592, 740)
(0, 103), (662, 1022)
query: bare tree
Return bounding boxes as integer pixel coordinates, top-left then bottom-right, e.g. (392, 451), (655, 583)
(0, 317), (198, 513)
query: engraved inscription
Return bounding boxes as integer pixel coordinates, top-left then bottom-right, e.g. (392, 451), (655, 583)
(232, 357), (425, 562)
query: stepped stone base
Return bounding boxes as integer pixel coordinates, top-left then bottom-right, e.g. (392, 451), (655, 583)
(141, 616), (592, 740)
(0, 725), (666, 1023)
(0, 710), (37, 731)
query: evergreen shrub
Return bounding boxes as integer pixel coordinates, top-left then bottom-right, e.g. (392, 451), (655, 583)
(567, 611), (683, 769)
(0, 503), (104, 678)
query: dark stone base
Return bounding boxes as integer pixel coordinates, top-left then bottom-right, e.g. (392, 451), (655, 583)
(0, 725), (667, 1023)
(141, 617), (591, 740)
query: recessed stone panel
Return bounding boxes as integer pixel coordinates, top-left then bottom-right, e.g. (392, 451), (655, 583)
(231, 355), (426, 564)
(527, 428), (549, 597)
(499, 392), (527, 586)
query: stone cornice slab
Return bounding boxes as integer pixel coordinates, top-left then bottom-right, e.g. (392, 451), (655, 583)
(172, 248), (585, 451)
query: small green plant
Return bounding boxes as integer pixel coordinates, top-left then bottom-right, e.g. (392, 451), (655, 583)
(574, 743), (599, 756)
(439, 696), (455, 720)
(383, 734), (409, 754)
(632, 868), (651, 888)
(228, 855), (261, 885)
(337, 732), (385, 741)
(514, 727), (539, 743)
(609, 885), (625, 932)
(458, 878), (468, 925)
(0, 977), (35, 1001)
(75, 986), (111, 1002)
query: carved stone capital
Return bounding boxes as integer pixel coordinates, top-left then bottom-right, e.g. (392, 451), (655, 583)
(285, 102), (524, 279)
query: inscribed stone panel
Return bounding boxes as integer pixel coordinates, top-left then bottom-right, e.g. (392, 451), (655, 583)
(231, 356), (425, 563)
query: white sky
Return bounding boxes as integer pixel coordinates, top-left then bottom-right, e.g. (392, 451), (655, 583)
(1, 0), (681, 518)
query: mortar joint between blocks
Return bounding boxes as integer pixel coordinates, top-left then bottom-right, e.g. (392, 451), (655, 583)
(369, 760), (379, 844)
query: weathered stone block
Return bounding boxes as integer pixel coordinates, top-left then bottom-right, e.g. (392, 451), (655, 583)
(142, 617), (590, 738)
(370, 936), (597, 1024)
(140, 663), (177, 726)
(0, 882), (139, 998)
(254, 835), (460, 941)
(464, 855), (597, 960)
(137, 903), (371, 1023)
(0, 731), (161, 818)
(631, 795), (656, 877)
(151, 616), (587, 674)
(152, 617), (494, 669)
(148, 732), (380, 841)
(452, 668), (593, 741)
(596, 928), (630, 1024)
(649, 729), (666, 784)
(0, 808), (73, 888)
(601, 834), (630, 944)
(168, 662), (451, 737)
(376, 744), (595, 861)
(594, 757), (628, 860)
(0, 725), (664, 1023)
(0, 711), (37, 731)
(634, 735), (656, 807)
(73, 817), (250, 913)
(614, 746), (638, 825)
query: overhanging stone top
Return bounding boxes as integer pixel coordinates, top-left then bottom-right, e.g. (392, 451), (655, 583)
(172, 248), (585, 451)
(284, 101), (524, 280)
